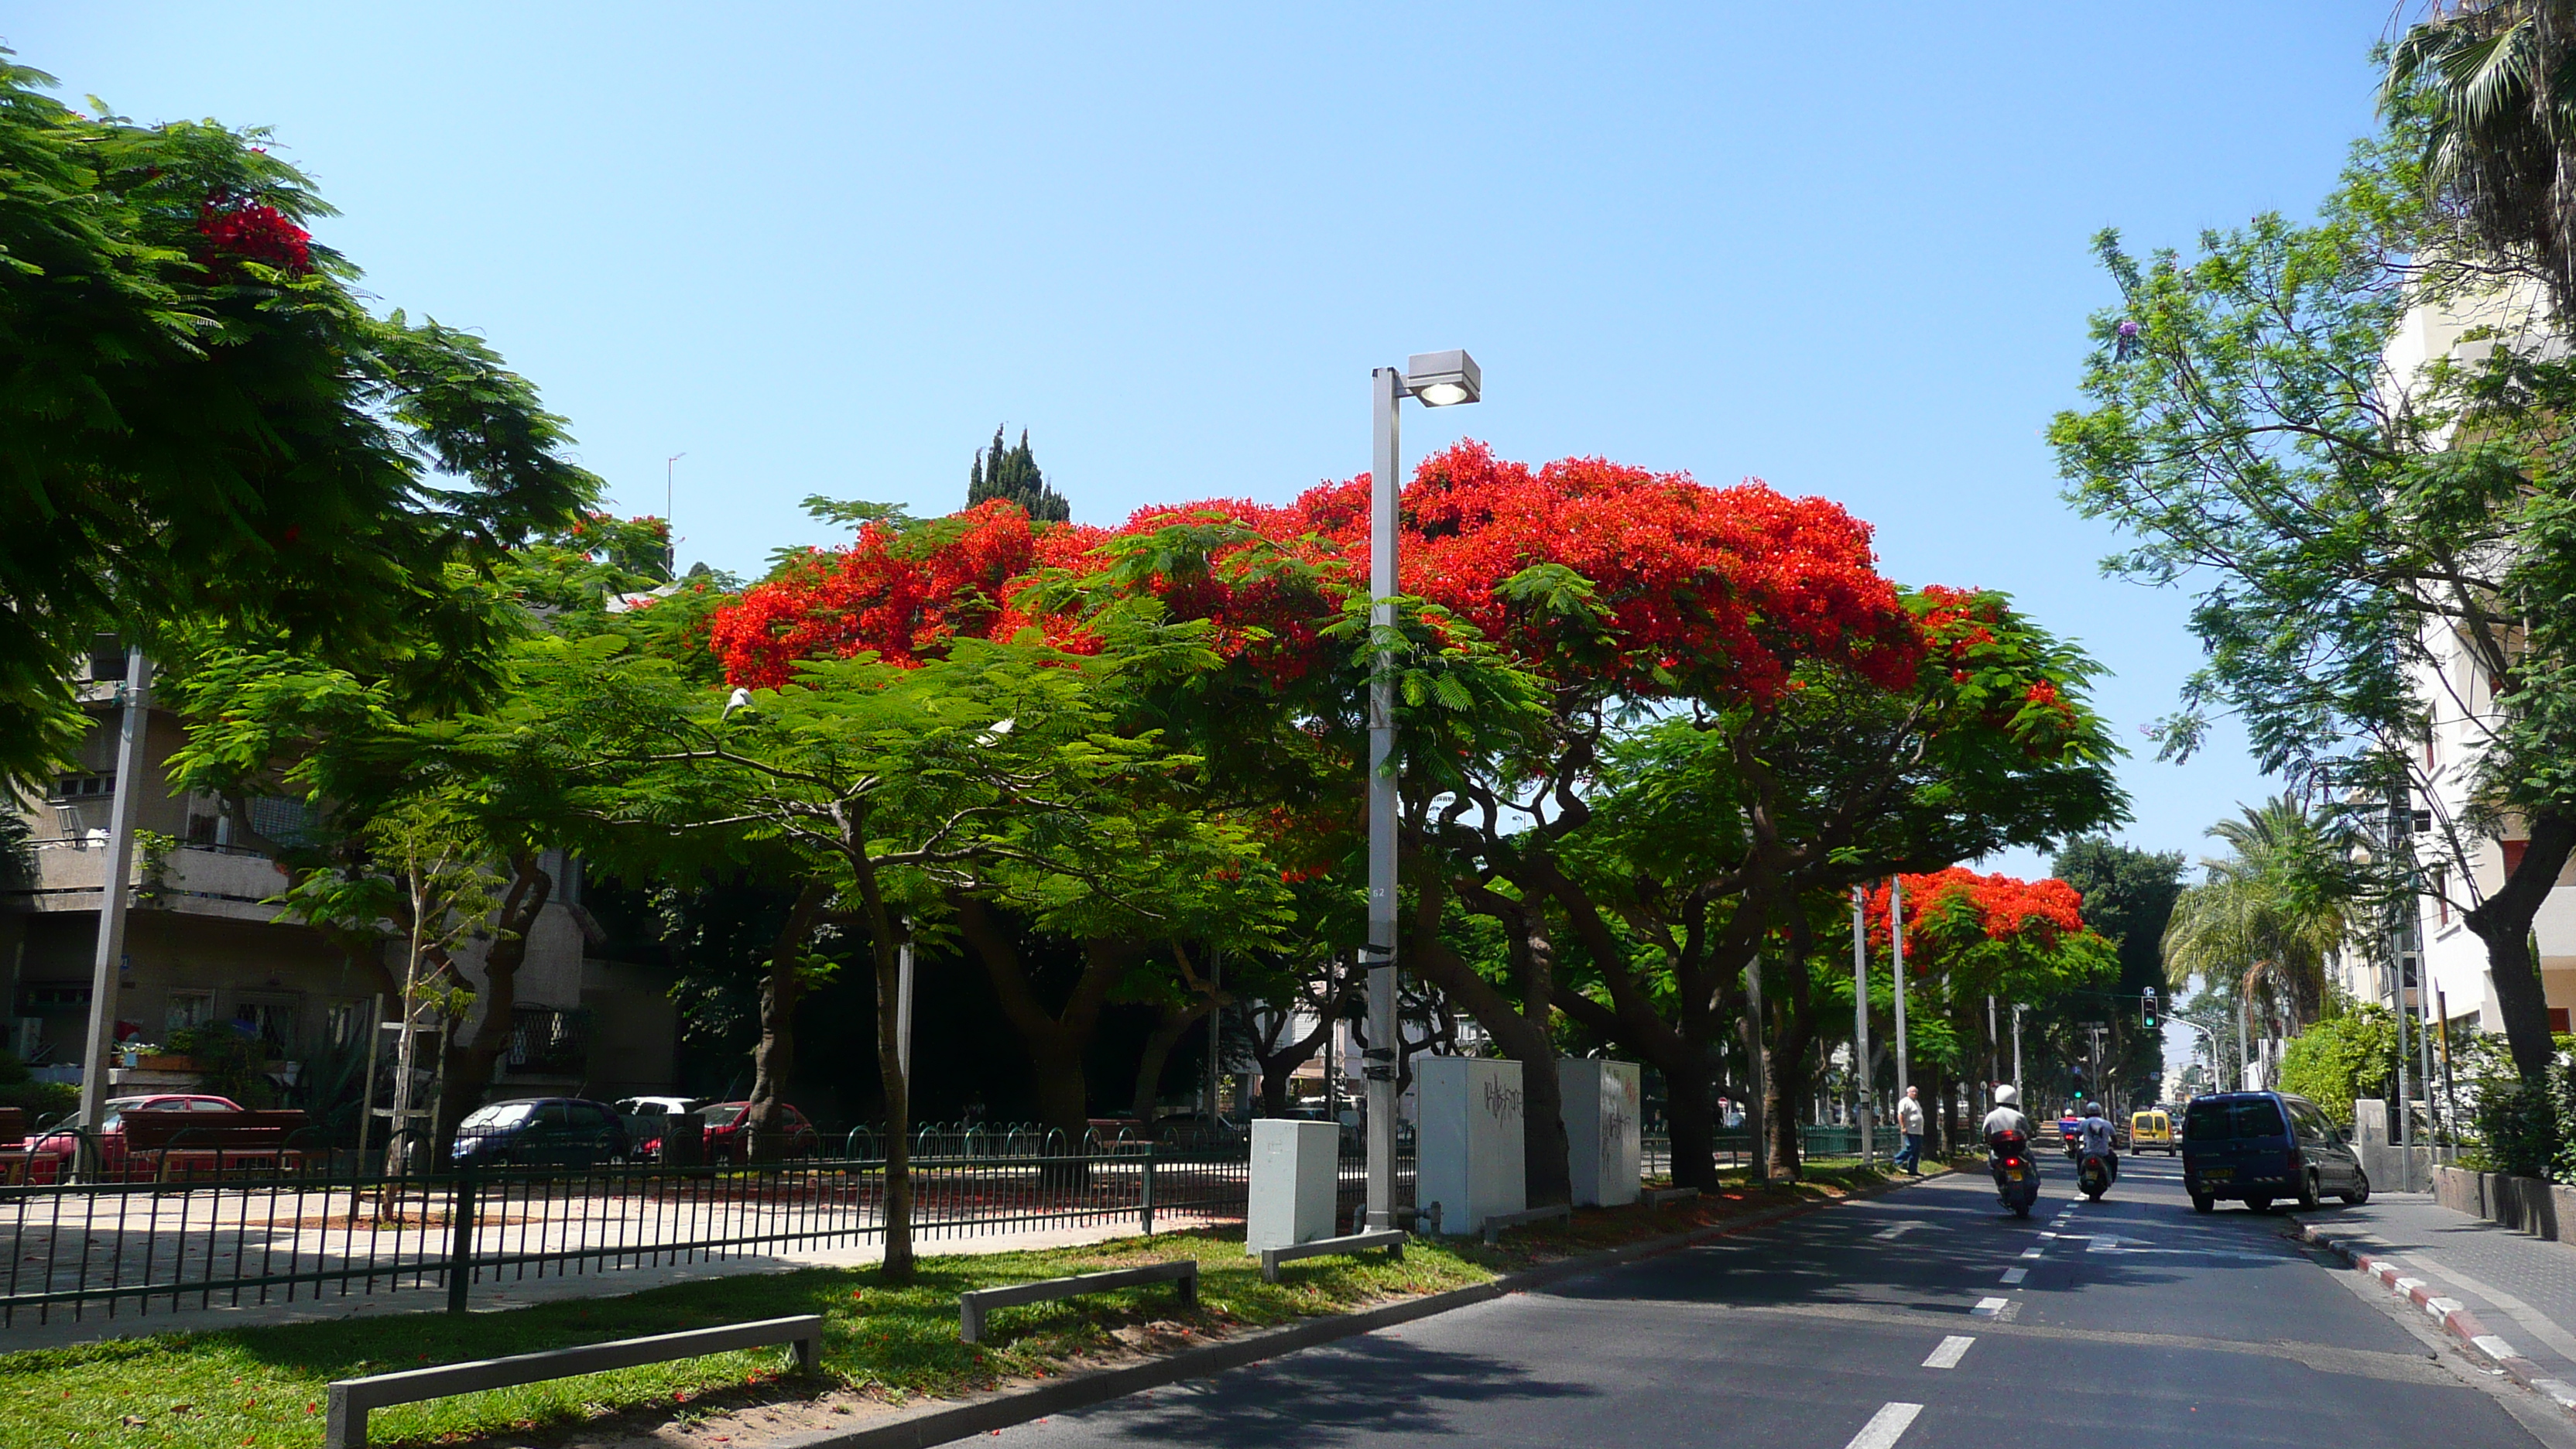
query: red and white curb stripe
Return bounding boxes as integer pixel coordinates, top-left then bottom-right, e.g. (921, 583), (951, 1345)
(2295, 1221), (2576, 1416)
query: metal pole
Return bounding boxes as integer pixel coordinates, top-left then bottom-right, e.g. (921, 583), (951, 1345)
(2012, 1004), (2025, 1094)
(1986, 994), (1999, 1107)
(1889, 877), (1910, 1101)
(1208, 953), (1224, 1126)
(75, 649), (152, 1174)
(1851, 887), (1871, 1163)
(2394, 949), (2413, 1189)
(1361, 365), (1403, 1231)
(2419, 959), (2439, 1143)
(355, 991), (384, 1171)
(896, 931), (916, 1087)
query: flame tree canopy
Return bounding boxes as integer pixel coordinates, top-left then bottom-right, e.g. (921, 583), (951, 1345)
(690, 441), (2124, 1192)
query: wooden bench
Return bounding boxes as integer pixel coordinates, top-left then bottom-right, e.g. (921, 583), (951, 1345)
(123, 1109), (310, 1178)
(1481, 1203), (1572, 1244)
(958, 1261), (1197, 1344)
(1258, 1228), (1406, 1283)
(325, 1315), (820, 1448)
(1642, 1186), (1700, 1208)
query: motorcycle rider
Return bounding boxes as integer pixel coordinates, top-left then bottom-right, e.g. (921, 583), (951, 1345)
(1982, 1084), (2033, 1143)
(2078, 1100), (2119, 1183)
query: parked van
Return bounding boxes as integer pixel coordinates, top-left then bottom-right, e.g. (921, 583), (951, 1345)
(2129, 1108), (2174, 1155)
(2180, 1091), (2369, 1213)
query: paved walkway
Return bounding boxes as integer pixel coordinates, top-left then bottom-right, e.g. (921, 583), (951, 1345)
(2295, 1190), (2576, 1397)
(0, 1210), (1233, 1354)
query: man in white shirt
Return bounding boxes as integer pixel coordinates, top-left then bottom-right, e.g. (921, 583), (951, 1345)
(1894, 1085), (1926, 1176)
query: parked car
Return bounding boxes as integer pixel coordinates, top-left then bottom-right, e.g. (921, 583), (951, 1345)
(694, 1101), (821, 1163)
(2180, 1090), (2369, 1213)
(449, 1098), (629, 1167)
(25, 1094), (244, 1181)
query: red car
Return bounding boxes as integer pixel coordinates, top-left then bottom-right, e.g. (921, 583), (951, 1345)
(694, 1101), (821, 1163)
(26, 1094), (245, 1181)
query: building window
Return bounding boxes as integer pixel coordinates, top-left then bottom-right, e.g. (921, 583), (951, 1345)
(246, 796), (319, 849)
(49, 773), (113, 802)
(324, 1001), (366, 1049)
(233, 1001), (296, 1057)
(2432, 865), (2451, 927)
(164, 992), (211, 1035)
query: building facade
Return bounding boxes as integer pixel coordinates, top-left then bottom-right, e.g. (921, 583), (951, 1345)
(0, 646), (681, 1105)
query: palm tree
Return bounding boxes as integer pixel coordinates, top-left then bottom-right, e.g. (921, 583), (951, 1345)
(2384, 1), (2576, 318)
(2163, 798), (2370, 1040)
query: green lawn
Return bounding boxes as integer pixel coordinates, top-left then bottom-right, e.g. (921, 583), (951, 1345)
(0, 1172), (1893, 1447)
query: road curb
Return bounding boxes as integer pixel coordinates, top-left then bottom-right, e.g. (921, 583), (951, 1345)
(767, 1168), (1953, 1449)
(2290, 1218), (2576, 1417)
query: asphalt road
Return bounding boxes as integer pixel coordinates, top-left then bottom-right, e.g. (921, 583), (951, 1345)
(991, 1153), (2576, 1449)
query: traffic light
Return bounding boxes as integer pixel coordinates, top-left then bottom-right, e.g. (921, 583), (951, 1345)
(2142, 987), (2159, 1030)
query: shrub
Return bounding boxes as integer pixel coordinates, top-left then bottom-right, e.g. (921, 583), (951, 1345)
(2279, 1006), (2399, 1127)
(164, 1025), (277, 1108)
(2474, 1079), (2559, 1179)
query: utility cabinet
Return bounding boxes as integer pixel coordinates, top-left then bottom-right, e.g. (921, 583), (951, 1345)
(1416, 1057), (1527, 1235)
(1245, 1118), (1341, 1252)
(1560, 1057), (1643, 1207)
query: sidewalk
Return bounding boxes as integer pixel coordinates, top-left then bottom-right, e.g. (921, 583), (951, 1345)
(0, 1210), (1234, 1355)
(2294, 1190), (2576, 1416)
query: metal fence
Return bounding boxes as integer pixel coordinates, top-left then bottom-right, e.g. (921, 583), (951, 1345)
(1640, 1125), (1895, 1180)
(0, 1130), (1412, 1326)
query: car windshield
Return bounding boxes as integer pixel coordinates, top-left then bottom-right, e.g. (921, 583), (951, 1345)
(462, 1102), (538, 1129)
(2184, 1098), (2287, 1141)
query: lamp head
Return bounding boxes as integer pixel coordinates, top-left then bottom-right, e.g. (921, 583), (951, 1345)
(1404, 349), (1481, 407)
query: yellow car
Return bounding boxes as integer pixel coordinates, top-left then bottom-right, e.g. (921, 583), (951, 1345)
(2131, 1108), (2176, 1155)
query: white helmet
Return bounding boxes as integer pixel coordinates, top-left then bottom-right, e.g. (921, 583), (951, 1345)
(1994, 1084), (2020, 1106)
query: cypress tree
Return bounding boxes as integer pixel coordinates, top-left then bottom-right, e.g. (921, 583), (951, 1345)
(966, 426), (1070, 522)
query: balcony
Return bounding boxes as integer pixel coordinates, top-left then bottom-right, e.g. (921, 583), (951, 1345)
(2, 840), (290, 922)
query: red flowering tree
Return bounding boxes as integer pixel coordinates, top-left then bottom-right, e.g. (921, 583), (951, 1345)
(704, 445), (2122, 1195)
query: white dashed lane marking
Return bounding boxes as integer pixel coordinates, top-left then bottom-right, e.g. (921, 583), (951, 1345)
(1922, 1335), (1975, 1369)
(1842, 1402), (1924, 1449)
(1872, 1223), (1920, 1241)
(2000, 1267), (2028, 1285)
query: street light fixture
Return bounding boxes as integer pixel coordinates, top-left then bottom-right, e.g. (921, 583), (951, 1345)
(1362, 348), (1482, 1232)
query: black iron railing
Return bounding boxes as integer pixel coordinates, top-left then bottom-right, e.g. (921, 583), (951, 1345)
(0, 1129), (1414, 1325)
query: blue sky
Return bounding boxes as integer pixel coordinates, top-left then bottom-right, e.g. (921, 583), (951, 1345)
(17, 3), (2394, 882)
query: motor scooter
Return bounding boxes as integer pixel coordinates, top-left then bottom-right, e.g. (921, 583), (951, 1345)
(2078, 1150), (2114, 1201)
(1987, 1128), (2040, 1218)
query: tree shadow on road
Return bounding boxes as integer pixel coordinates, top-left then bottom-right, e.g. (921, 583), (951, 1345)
(1033, 1337), (1600, 1445)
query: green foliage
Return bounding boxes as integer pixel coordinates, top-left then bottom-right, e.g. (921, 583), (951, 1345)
(2477, 1079), (2559, 1180)
(2162, 798), (2372, 1027)
(163, 1025), (277, 1108)
(967, 426), (1070, 522)
(2278, 1005), (2399, 1127)
(0, 55), (598, 787)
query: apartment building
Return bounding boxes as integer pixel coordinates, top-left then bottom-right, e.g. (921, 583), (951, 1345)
(2379, 286), (2576, 1034)
(0, 644), (681, 1102)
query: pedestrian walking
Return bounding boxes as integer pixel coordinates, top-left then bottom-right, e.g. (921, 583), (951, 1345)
(1895, 1085), (1925, 1175)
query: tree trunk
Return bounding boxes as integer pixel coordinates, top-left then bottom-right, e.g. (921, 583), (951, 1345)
(954, 898), (1125, 1157)
(1765, 916), (1822, 1182)
(1252, 995), (1338, 1117)
(431, 855), (552, 1166)
(872, 919), (915, 1281)
(1735, 951), (1772, 1184)
(746, 880), (832, 1163)
(2467, 811), (2576, 1084)
(1129, 994), (1218, 1130)
(1403, 886), (1573, 1208)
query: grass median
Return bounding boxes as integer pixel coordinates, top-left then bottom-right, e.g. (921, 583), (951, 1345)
(0, 1164), (1909, 1447)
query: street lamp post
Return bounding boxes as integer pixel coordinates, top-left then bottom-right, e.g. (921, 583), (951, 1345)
(1364, 349), (1480, 1231)
(74, 648), (152, 1177)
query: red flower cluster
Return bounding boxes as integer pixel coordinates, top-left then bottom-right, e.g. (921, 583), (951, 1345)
(709, 441), (1924, 708)
(1865, 866), (2090, 971)
(195, 197), (312, 275)
(710, 502), (1103, 686)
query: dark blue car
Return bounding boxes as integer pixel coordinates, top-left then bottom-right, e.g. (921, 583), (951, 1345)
(2181, 1090), (2369, 1214)
(450, 1097), (630, 1167)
